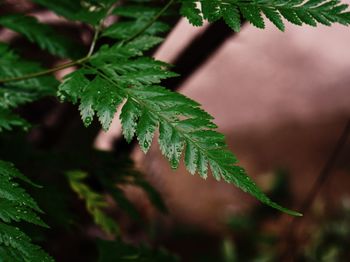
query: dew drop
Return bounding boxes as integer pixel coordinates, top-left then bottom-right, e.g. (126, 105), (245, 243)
(84, 116), (92, 126)
(170, 158), (178, 169)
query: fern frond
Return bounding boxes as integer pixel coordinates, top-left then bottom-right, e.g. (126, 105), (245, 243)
(57, 2), (300, 215)
(0, 109), (30, 132)
(0, 160), (53, 261)
(0, 199), (47, 227)
(180, 1), (204, 26)
(88, 36), (163, 67)
(0, 246), (23, 262)
(58, 52), (299, 216)
(0, 163), (41, 212)
(0, 14), (78, 58)
(66, 170), (120, 236)
(179, 0), (350, 31)
(31, 0), (116, 25)
(102, 9), (169, 40)
(0, 44), (58, 109)
(59, 36), (176, 130)
(0, 223), (53, 262)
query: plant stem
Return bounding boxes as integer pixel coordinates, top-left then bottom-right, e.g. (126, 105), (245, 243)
(87, 2), (118, 57)
(0, 57), (88, 84)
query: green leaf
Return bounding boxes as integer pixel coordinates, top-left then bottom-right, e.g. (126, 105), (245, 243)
(201, 0), (222, 22)
(125, 35), (164, 55)
(137, 110), (158, 153)
(159, 122), (185, 169)
(184, 142), (198, 175)
(120, 99), (141, 143)
(0, 160), (53, 261)
(0, 160), (40, 187)
(222, 4), (241, 32)
(0, 223), (54, 262)
(295, 9), (317, 26)
(90, 36), (163, 65)
(58, 70), (90, 104)
(180, 1), (204, 26)
(0, 174), (41, 212)
(0, 45), (58, 109)
(31, 0), (114, 25)
(129, 85), (301, 215)
(239, 3), (265, 28)
(261, 7), (285, 31)
(279, 8), (303, 25)
(80, 76), (123, 130)
(59, 73), (123, 130)
(179, 0), (350, 30)
(58, 2), (302, 216)
(66, 171), (120, 236)
(103, 19), (169, 40)
(0, 199), (47, 227)
(0, 109), (30, 132)
(0, 15), (79, 58)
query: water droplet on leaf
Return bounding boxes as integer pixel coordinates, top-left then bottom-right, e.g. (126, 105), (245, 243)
(84, 116), (93, 126)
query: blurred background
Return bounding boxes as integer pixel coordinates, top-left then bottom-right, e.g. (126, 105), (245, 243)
(1, 1), (350, 261)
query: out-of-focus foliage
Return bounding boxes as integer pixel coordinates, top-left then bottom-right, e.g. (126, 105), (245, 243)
(0, 160), (53, 262)
(303, 201), (350, 261)
(98, 239), (179, 262)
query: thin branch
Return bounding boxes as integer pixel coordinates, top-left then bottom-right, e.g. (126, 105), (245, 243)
(280, 119), (350, 260)
(299, 120), (350, 214)
(0, 57), (88, 84)
(122, 0), (175, 44)
(87, 3), (118, 58)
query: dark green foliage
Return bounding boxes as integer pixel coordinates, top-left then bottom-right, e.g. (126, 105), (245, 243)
(98, 239), (179, 262)
(180, 1), (203, 26)
(30, 0), (115, 25)
(304, 207), (350, 261)
(179, 0), (350, 31)
(0, 44), (57, 106)
(0, 15), (77, 58)
(57, 4), (300, 216)
(103, 8), (170, 40)
(0, 160), (53, 262)
(2, 0), (349, 260)
(92, 151), (168, 218)
(0, 43), (57, 133)
(66, 170), (120, 236)
(0, 109), (30, 132)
